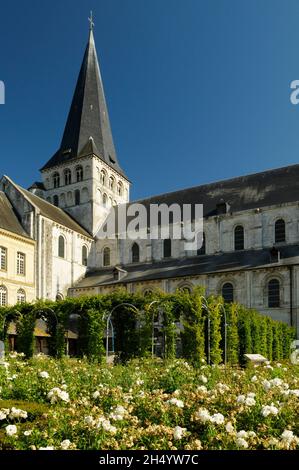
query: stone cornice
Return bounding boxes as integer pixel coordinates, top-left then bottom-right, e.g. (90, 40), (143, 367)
(0, 228), (35, 245)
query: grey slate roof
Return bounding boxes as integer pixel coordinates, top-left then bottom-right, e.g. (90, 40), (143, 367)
(73, 245), (299, 288)
(19, 186), (92, 238)
(130, 163), (299, 218)
(0, 191), (30, 238)
(3, 176), (92, 238)
(41, 30), (126, 178)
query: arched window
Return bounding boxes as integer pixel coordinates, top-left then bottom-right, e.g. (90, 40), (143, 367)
(109, 176), (115, 191)
(53, 195), (59, 207)
(234, 225), (244, 251)
(178, 284), (192, 293)
(163, 239), (171, 258)
(103, 247), (110, 267)
(275, 219), (286, 243)
(132, 243), (140, 263)
(143, 289), (153, 296)
(82, 245), (88, 266)
(76, 165), (83, 182)
(75, 189), (80, 205)
(64, 168), (72, 185)
(58, 235), (65, 258)
(197, 233), (206, 255)
(222, 283), (234, 303)
(53, 172), (60, 188)
(100, 169), (107, 186)
(0, 246), (7, 271)
(268, 279), (280, 307)
(102, 193), (107, 207)
(117, 181), (123, 196)
(17, 289), (26, 304)
(0, 285), (7, 306)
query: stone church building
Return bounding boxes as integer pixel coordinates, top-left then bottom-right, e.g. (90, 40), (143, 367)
(0, 25), (299, 336)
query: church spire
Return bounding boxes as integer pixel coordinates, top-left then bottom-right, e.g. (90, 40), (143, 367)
(41, 16), (125, 177)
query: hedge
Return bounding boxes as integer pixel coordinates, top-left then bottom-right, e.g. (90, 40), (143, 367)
(0, 287), (295, 365)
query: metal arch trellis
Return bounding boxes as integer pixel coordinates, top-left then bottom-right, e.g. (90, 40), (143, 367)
(103, 302), (140, 363)
(1, 309), (23, 342)
(200, 297), (211, 366)
(32, 306), (58, 327)
(147, 299), (170, 359)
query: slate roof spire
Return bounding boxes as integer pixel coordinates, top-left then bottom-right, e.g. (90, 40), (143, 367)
(41, 18), (126, 177)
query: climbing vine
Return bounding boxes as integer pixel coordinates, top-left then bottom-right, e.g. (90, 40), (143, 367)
(0, 287), (295, 365)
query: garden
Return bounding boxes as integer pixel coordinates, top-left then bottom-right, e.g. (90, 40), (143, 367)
(0, 355), (298, 450)
(0, 288), (298, 450)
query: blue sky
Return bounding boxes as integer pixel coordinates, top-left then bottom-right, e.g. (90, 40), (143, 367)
(1, 0), (299, 200)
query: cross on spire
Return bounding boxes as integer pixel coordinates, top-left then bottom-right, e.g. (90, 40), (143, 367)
(88, 11), (94, 31)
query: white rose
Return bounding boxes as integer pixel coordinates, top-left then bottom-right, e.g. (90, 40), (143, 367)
(61, 439), (71, 450)
(236, 437), (248, 449)
(39, 371), (49, 379)
(173, 426), (186, 440)
(5, 424), (17, 436)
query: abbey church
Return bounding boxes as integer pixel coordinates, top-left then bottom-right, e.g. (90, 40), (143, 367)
(1, 25), (299, 336)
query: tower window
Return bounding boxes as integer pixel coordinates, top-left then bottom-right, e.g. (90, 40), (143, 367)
(58, 235), (65, 258)
(64, 168), (72, 185)
(234, 225), (244, 251)
(222, 282), (234, 303)
(103, 247), (110, 267)
(53, 172), (60, 189)
(76, 165), (83, 182)
(75, 189), (80, 205)
(275, 219), (286, 244)
(109, 176), (115, 191)
(132, 242), (140, 263)
(53, 195), (59, 207)
(82, 245), (88, 266)
(100, 169), (107, 186)
(268, 279), (280, 308)
(117, 181), (123, 196)
(0, 246), (7, 271)
(17, 252), (25, 275)
(197, 233), (206, 255)
(102, 193), (107, 207)
(163, 239), (172, 258)
(0, 285), (7, 306)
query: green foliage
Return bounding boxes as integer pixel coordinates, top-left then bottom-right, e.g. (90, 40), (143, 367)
(16, 312), (35, 358)
(0, 287), (294, 366)
(78, 308), (105, 362)
(266, 317), (274, 360)
(226, 303), (239, 364)
(259, 317), (268, 357)
(0, 400), (49, 420)
(238, 307), (253, 364)
(207, 297), (222, 364)
(179, 288), (206, 366)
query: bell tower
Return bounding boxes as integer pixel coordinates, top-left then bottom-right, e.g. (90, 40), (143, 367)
(40, 14), (130, 235)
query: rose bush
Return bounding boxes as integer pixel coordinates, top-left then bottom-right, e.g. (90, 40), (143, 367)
(0, 353), (298, 450)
